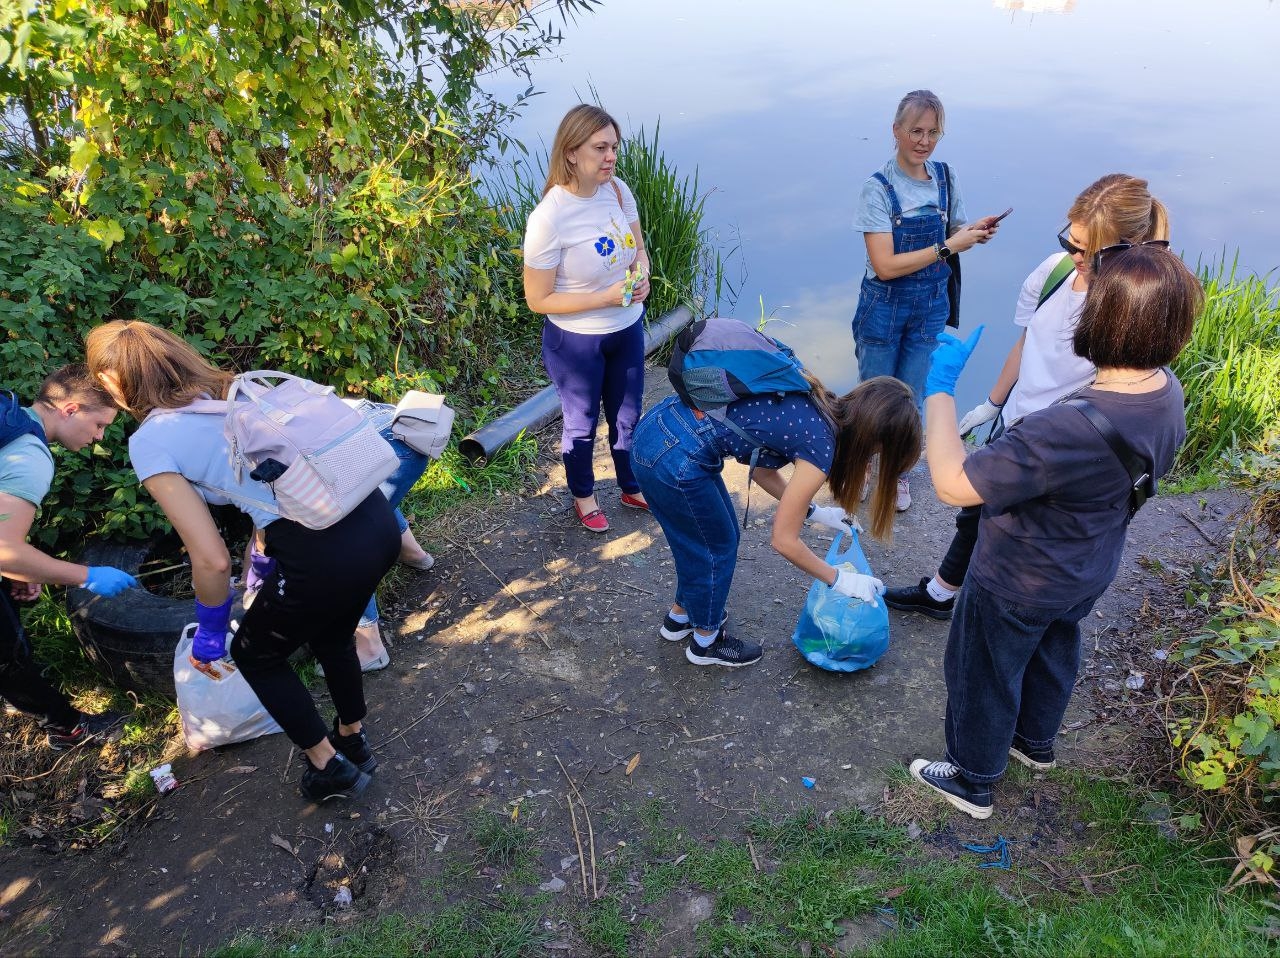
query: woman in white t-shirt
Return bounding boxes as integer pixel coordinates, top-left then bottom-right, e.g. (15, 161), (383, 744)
(523, 104), (652, 533)
(883, 174), (1171, 620)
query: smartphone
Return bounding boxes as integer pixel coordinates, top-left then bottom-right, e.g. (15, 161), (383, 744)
(989, 207), (1014, 225)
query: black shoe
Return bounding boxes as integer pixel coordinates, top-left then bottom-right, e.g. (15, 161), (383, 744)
(45, 711), (124, 751)
(299, 752), (371, 803)
(659, 612), (694, 642)
(685, 629), (762, 668)
(330, 717), (377, 774)
(909, 759), (993, 820)
(1009, 736), (1056, 771)
(885, 578), (955, 620)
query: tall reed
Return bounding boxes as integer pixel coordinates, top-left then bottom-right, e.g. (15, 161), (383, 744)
(487, 122), (731, 323)
(1172, 257), (1280, 481)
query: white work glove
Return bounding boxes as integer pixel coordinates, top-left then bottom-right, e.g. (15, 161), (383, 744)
(958, 397), (1003, 437)
(831, 567), (885, 606)
(807, 505), (862, 535)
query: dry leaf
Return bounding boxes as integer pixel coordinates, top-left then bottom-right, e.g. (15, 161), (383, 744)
(269, 833), (296, 856)
(882, 885), (907, 900)
(224, 765), (258, 775)
(625, 753), (641, 776)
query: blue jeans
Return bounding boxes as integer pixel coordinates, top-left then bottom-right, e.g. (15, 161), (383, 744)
(852, 274), (949, 415)
(360, 427), (428, 626)
(943, 579), (1104, 782)
(542, 317), (645, 499)
(631, 396), (739, 632)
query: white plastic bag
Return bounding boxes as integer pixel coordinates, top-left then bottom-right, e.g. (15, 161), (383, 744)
(174, 623), (283, 750)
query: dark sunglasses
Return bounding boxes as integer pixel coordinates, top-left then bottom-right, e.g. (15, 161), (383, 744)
(1092, 239), (1171, 274)
(1057, 226), (1085, 257)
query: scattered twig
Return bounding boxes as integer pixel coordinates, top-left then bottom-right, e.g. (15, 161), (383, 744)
(684, 732), (730, 744)
(444, 534), (543, 620)
(280, 746), (295, 783)
(556, 754), (599, 899)
(617, 581), (655, 596)
(747, 835), (761, 872)
(1179, 509), (1217, 545)
(377, 671), (471, 751)
(94, 796), (159, 845)
(512, 703), (569, 724)
(133, 562), (191, 580)
(557, 757), (590, 897)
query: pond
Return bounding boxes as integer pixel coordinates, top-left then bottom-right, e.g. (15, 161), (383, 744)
(486, 0), (1279, 405)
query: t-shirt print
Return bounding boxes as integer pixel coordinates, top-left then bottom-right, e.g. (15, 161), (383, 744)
(593, 214), (635, 271)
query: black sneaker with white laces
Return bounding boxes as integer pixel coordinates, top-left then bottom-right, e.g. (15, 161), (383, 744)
(330, 717), (377, 774)
(884, 578), (955, 620)
(909, 758), (993, 819)
(1009, 736), (1056, 771)
(685, 629), (762, 668)
(299, 751), (371, 803)
(45, 711), (125, 751)
(659, 613), (694, 642)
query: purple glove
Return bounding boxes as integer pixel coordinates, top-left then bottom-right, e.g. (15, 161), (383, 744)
(245, 545), (275, 595)
(192, 592), (234, 663)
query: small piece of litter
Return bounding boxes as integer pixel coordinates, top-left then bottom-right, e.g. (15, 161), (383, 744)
(333, 886), (353, 908)
(801, 777), (816, 789)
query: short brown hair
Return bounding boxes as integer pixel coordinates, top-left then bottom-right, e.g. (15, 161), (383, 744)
(813, 375), (922, 542)
(36, 364), (114, 410)
(1073, 246), (1202, 369)
(542, 104), (622, 197)
(85, 320), (233, 418)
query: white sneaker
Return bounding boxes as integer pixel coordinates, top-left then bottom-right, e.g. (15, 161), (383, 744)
(896, 477), (912, 512)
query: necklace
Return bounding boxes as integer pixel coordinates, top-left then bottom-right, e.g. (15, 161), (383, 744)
(1093, 368), (1161, 388)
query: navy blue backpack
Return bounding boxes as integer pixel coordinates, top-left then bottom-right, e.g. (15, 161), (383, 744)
(0, 391), (46, 449)
(668, 318), (813, 526)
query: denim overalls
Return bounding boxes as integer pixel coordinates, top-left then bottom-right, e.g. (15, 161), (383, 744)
(852, 161), (951, 414)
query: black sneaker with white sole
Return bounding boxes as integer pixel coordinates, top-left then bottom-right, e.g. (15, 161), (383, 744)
(909, 758), (993, 819)
(659, 613), (694, 642)
(45, 711), (125, 751)
(884, 578), (955, 620)
(1009, 736), (1056, 771)
(299, 751), (371, 803)
(330, 717), (377, 774)
(685, 629), (762, 668)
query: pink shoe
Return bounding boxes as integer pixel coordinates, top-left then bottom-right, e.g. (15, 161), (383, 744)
(896, 476), (912, 512)
(574, 501), (610, 533)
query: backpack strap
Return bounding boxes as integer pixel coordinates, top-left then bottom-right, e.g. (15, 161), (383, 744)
(707, 409), (783, 531)
(0, 391), (47, 449)
(936, 161), (951, 229)
(1063, 398), (1155, 521)
(610, 179), (626, 214)
(1037, 254), (1076, 309)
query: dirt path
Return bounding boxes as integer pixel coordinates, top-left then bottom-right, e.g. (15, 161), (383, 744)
(0, 368), (1246, 956)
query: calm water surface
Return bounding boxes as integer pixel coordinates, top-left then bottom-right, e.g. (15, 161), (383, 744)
(487, 0), (1279, 404)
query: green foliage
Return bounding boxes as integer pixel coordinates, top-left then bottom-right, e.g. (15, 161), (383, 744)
(1171, 257), (1280, 482)
(0, 0), (597, 556)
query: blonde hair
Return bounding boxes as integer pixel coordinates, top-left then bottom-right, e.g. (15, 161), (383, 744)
(1068, 173), (1170, 275)
(85, 320), (232, 418)
(542, 104), (621, 197)
(893, 90), (946, 134)
(805, 373), (922, 542)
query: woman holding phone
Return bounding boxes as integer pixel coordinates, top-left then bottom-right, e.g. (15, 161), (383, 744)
(523, 104), (652, 533)
(852, 89), (1003, 510)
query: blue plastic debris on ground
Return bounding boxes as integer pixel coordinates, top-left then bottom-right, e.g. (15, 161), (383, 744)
(960, 834), (1012, 869)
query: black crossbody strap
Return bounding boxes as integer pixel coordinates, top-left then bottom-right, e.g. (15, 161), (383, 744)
(1063, 398), (1155, 520)
(711, 411), (785, 530)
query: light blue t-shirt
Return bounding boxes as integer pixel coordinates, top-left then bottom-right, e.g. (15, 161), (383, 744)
(853, 159), (968, 275)
(0, 408), (55, 508)
(129, 410), (282, 529)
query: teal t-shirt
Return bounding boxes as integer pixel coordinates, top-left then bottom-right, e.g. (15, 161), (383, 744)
(0, 408), (55, 507)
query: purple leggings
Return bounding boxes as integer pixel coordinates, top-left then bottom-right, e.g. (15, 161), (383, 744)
(542, 317), (645, 499)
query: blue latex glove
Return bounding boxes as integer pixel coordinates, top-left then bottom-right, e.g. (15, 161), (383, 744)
(192, 592), (235, 663)
(924, 325), (985, 398)
(84, 566), (139, 597)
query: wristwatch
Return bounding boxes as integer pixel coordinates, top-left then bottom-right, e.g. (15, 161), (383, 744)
(937, 243), (954, 261)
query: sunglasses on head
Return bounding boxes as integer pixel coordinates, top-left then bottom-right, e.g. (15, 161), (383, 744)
(1091, 239), (1171, 274)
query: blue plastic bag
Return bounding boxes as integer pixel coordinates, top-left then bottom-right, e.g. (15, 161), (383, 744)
(791, 528), (890, 672)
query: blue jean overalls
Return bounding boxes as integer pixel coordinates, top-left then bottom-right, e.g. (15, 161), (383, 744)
(852, 161), (951, 414)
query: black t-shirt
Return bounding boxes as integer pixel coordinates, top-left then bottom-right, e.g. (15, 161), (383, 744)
(963, 373), (1187, 608)
(712, 394), (836, 472)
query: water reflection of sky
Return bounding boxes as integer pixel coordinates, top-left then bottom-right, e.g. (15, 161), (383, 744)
(486, 0), (1278, 400)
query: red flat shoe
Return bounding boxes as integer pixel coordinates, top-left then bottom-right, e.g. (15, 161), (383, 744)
(574, 501), (610, 533)
(620, 492), (650, 511)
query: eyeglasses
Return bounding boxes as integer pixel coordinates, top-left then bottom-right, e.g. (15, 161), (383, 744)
(1092, 239), (1171, 274)
(904, 127), (944, 144)
(1057, 226), (1085, 257)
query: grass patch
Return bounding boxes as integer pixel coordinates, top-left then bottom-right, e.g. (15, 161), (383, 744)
(1172, 256), (1280, 483)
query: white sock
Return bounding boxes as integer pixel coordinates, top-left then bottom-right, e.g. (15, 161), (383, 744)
(667, 609), (689, 623)
(693, 629), (718, 648)
(927, 578), (958, 602)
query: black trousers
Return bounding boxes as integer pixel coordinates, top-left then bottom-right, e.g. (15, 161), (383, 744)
(938, 505), (981, 588)
(0, 586), (80, 729)
(230, 492), (399, 750)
